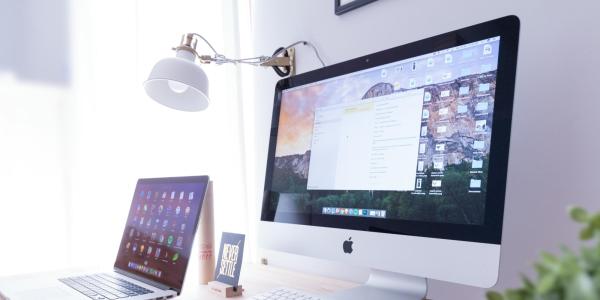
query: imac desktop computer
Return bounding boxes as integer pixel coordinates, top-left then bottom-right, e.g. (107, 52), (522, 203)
(260, 16), (520, 299)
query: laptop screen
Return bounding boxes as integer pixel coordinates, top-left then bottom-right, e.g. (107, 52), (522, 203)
(114, 176), (209, 291)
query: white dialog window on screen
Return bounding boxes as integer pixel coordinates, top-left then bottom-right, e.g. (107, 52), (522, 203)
(307, 89), (424, 191)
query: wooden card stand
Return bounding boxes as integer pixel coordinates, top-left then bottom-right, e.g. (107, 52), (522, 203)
(208, 281), (244, 298)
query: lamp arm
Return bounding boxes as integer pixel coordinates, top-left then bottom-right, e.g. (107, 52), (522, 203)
(188, 33), (271, 66)
(174, 33), (326, 75)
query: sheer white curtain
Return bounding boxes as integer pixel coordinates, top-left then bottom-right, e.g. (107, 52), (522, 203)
(0, 0), (71, 276)
(0, 0), (252, 276)
(66, 0), (252, 267)
(0, 78), (70, 276)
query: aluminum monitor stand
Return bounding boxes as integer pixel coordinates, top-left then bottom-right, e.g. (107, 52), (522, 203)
(329, 269), (427, 300)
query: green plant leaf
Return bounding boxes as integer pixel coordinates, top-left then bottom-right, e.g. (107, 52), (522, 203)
(562, 249), (582, 275)
(537, 273), (557, 294)
(580, 225), (595, 241)
(570, 206), (590, 223)
(490, 206), (600, 299)
(541, 252), (559, 264)
(591, 214), (600, 230)
(566, 273), (597, 300)
(486, 291), (505, 300)
(534, 261), (553, 277)
(580, 247), (599, 269)
(505, 289), (526, 300)
(521, 274), (535, 290)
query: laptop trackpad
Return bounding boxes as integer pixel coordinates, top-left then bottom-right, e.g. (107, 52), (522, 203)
(13, 287), (81, 300)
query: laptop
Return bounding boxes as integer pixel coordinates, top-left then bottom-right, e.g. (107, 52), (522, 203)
(0, 176), (210, 300)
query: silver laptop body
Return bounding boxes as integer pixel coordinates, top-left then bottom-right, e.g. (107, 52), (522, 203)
(0, 176), (210, 300)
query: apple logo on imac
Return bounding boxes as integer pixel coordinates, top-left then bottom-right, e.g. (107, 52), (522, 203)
(343, 237), (353, 254)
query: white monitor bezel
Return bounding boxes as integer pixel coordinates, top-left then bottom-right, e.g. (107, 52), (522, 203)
(259, 16), (519, 288)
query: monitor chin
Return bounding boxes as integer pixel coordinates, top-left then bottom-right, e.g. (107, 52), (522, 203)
(259, 221), (501, 288)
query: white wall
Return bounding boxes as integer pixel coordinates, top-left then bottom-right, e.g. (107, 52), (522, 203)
(0, 0), (70, 85)
(250, 0), (600, 298)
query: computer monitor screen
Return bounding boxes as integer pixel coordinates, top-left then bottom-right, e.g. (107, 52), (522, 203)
(262, 18), (518, 245)
(114, 176), (208, 291)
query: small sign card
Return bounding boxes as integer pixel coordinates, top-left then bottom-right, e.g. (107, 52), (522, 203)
(214, 232), (245, 287)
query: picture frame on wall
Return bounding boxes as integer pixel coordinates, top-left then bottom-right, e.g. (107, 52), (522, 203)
(335, 0), (378, 15)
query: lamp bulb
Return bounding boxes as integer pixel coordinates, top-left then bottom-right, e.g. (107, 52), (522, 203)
(168, 80), (189, 94)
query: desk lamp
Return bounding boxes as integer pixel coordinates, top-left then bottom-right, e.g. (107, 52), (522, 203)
(144, 33), (324, 112)
(143, 33), (324, 285)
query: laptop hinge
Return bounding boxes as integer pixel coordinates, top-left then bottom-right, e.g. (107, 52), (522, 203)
(114, 267), (179, 294)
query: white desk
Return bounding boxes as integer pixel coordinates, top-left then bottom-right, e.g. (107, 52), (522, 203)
(0, 264), (357, 300)
(180, 264), (357, 299)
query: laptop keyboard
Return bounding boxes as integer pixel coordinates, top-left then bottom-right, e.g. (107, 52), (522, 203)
(59, 274), (154, 299)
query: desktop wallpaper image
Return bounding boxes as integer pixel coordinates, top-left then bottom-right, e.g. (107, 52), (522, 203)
(269, 40), (499, 226)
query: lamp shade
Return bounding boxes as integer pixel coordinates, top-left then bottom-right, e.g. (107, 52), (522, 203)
(144, 50), (210, 112)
